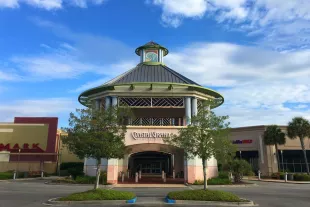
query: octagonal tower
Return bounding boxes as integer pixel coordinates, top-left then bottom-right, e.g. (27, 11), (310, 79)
(79, 41), (224, 184)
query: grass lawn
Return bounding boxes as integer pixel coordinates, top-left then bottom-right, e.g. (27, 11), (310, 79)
(167, 189), (244, 202)
(58, 189), (136, 201)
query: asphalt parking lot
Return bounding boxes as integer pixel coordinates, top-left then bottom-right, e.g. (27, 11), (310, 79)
(0, 179), (309, 207)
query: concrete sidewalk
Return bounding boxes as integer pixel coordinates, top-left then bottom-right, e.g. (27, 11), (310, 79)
(247, 178), (310, 184)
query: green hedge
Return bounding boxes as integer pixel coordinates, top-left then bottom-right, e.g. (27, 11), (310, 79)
(58, 189), (136, 201)
(0, 172), (13, 180)
(218, 171), (229, 179)
(294, 173), (310, 181)
(193, 178), (232, 185)
(271, 172), (285, 180)
(60, 162), (84, 170)
(60, 162), (84, 179)
(167, 189), (243, 202)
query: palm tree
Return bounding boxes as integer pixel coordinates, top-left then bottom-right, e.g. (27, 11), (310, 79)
(287, 117), (310, 175)
(263, 125), (286, 172)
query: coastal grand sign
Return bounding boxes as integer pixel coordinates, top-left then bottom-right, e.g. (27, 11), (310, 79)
(131, 132), (174, 140)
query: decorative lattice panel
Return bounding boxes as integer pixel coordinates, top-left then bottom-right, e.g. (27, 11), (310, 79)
(118, 97), (184, 107)
(129, 117), (183, 126)
(197, 99), (203, 113)
(119, 98), (151, 107)
(152, 98), (184, 107)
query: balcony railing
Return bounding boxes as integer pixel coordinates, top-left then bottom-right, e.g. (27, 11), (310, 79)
(128, 117), (184, 126)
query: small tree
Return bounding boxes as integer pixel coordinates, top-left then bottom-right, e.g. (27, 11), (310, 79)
(164, 101), (230, 190)
(263, 125), (286, 172)
(62, 105), (130, 189)
(231, 159), (252, 183)
(287, 117), (310, 175)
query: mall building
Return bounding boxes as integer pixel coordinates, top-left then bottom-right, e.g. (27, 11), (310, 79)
(1, 42), (309, 182)
(79, 42), (310, 184)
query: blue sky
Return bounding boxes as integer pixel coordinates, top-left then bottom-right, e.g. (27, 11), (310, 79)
(1, 0), (310, 128)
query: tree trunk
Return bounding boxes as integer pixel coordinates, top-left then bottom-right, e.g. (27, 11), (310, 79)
(299, 138), (310, 175)
(94, 159), (101, 189)
(202, 159), (207, 190)
(275, 144), (281, 172)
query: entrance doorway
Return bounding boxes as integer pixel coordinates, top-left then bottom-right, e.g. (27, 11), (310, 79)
(128, 151), (171, 176)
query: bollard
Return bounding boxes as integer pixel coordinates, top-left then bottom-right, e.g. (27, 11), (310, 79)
(122, 172), (125, 183)
(41, 171), (44, 178)
(162, 170), (165, 179)
(230, 172), (233, 181)
(285, 172), (288, 182)
(139, 170), (141, 179)
(13, 171), (16, 180)
(127, 171), (130, 179)
(135, 172), (138, 183)
(258, 170), (261, 180)
(173, 170), (175, 179)
(163, 173), (166, 183)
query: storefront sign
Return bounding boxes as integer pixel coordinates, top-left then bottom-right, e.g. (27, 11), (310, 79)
(232, 139), (253, 144)
(0, 143), (44, 152)
(131, 132), (174, 140)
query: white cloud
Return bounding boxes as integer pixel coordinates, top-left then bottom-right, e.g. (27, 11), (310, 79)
(149, 0), (208, 27)
(0, 0), (19, 8)
(164, 42), (310, 126)
(0, 98), (76, 122)
(0, 69), (22, 81)
(0, 0), (106, 9)
(149, 0), (310, 50)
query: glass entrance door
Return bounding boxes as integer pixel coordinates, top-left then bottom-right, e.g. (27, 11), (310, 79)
(140, 162), (161, 174)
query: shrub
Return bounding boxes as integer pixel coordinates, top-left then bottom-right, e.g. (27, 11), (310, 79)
(76, 176), (97, 184)
(244, 171), (255, 176)
(60, 162), (84, 170)
(294, 173), (310, 181)
(193, 178), (232, 185)
(0, 172), (13, 180)
(167, 189), (243, 202)
(100, 171), (107, 185)
(58, 189), (136, 201)
(271, 172), (285, 180)
(231, 159), (252, 183)
(218, 171), (229, 179)
(208, 178), (232, 185)
(60, 162), (84, 179)
(67, 168), (84, 179)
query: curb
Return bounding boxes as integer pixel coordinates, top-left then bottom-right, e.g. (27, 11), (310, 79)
(164, 197), (255, 206)
(189, 183), (257, 188)
(45, 197), (137, 205)
(44, 181), (114, 187)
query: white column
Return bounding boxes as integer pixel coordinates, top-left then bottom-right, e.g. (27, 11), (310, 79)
(191, 97), (197, 116)
(185, 97), (191, 125)
(95, 99), (101, 110)
(111, 96), (118, 107)
(105, 96), (111, 110)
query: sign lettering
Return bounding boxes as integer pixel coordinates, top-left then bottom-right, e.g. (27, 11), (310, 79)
(132, 132), (174, 140)
(0, 143), (44, 152)
(232, 139), (253, 144)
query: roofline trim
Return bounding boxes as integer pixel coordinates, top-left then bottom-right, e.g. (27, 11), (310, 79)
(78, 82), (224, 108)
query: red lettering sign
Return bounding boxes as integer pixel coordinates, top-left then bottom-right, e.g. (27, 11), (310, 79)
(13, 144), (20, 149)
(0, 144), (10, 151)
(0, 143), (44, 152)
(23, 143), (29, 149)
